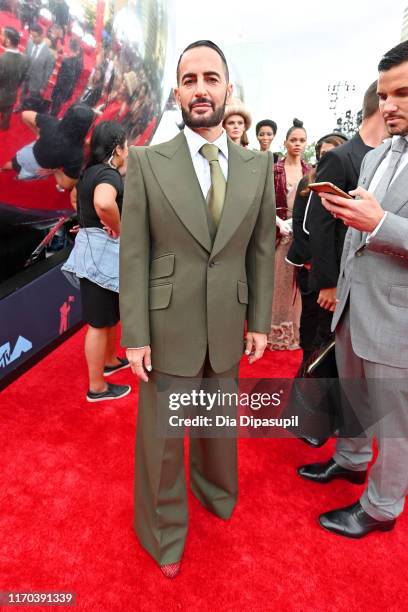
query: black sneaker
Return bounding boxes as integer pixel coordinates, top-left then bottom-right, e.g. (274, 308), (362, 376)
(87, 383), (131, 403)
(103, 357), (130, 377)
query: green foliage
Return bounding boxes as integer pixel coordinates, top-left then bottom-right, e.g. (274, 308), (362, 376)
(303, 143), (317, 165)
(277, 142), (316, 165)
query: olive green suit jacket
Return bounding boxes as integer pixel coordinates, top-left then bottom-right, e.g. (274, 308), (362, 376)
(120, 131), (275, 376)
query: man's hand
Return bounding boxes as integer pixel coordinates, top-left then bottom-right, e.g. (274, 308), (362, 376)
(317, 287), (337, 312)
(319, 187), (385, 232)
(245, 332), (267, 364)
(126, 346), (152, 382)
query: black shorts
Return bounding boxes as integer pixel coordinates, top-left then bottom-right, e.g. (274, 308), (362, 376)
(80, 277), (120, 328)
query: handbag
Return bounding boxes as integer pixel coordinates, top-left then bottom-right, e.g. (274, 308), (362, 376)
(285, 339), (340, 439)
(305, 339), (337, 378)
(288, 338), (364, 439)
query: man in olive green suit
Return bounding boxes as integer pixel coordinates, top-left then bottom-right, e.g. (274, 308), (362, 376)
(120, 40), (275, 578)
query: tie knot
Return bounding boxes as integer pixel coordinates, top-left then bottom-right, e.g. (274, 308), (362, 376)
(200, 143), (220, 163)
(391, 137), (408, 153)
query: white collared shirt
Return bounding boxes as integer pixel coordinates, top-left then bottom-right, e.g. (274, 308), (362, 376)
(183, 125), (229, 198)
(5, 48), (21, 54)
(369, 135), (408, 192)
(31, 41), (44, 59)
(367, 135), (408, 241)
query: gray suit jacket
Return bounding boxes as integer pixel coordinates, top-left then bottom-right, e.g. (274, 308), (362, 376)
(25, 40), (55, 94)
(333, 139), (408, 368)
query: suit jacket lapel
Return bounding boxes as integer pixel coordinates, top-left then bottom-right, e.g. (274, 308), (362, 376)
(357, 140), (391, 248)
(380, 164), (408, 214)
(146, 132), (212, 253)
(358, 139), (391, 190)
(211, 141), (260, 257)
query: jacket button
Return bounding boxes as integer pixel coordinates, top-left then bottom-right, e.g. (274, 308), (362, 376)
(209, 260), (218, 267)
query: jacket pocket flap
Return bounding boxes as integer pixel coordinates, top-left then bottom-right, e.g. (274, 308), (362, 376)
(149, 283), (173, 310)
(150, 254), (175, 280)
(389, 285), (408, 308)
(237, 281), (248, 304)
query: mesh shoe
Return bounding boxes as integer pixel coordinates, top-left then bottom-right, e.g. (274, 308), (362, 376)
(160, 561), (181, 579)
(103, 357), (130, 377)
(87, 383), (131, 403)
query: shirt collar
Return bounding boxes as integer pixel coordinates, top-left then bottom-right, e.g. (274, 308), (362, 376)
(391, 135), (408, 145)
(184, 125), (229, 160)
(5, 48), (20, 54)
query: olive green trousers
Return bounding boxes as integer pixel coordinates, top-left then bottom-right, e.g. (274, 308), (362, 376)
(134, 356), (239, 565)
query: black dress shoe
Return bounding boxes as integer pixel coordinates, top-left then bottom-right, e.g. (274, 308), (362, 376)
(299, 434), (329, 448)
(319, 501), (396, 538)
(297, 458), (367, 484)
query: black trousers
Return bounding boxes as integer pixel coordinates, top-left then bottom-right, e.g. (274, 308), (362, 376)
(0, 104), (13, 130)
(298, 267), (334, 365)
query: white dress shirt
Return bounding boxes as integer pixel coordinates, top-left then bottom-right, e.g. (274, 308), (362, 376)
(31, 41), (44, 60)
(128, 126), (229, 349)
(183, 125), (229, 198)
(368, 135), (408, 192)
(367, 135), (408, 240)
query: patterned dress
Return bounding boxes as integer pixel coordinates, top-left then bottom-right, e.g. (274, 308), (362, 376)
(268, 158), (311, 351)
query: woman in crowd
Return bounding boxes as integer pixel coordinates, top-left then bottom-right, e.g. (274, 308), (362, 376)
(287, 132), (348, 366)
(222, 99), (251, 147)
(256, 119), (277, 152)
(269, 118), (310, 351)
(1, 102), (94, 189)
(62, 121), (131, 402)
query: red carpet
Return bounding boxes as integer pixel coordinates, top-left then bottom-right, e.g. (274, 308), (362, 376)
(0, 10), (95, 214)
(1, 330), (406, 610)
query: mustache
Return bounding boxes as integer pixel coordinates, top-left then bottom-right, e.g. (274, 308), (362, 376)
(189, 97), (214, 110)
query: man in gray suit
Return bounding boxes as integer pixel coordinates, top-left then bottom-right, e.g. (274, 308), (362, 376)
(298, 40), (408, 538)
(22, 24), (54, 102)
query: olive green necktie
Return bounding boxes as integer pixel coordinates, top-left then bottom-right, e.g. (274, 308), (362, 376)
(200, 143), (226, 227)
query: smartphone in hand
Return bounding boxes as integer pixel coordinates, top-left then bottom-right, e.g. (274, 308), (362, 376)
(309, 181), (354, 200)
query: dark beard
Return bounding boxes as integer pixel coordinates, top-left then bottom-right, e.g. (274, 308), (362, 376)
(181, 96), (227, 129)
(388, 126), (408, 135)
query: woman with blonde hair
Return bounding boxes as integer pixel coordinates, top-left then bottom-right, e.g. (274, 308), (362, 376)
(222, 99), (251, 147)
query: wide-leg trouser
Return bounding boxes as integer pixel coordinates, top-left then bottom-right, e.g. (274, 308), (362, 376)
(134, 355), (239, 565)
